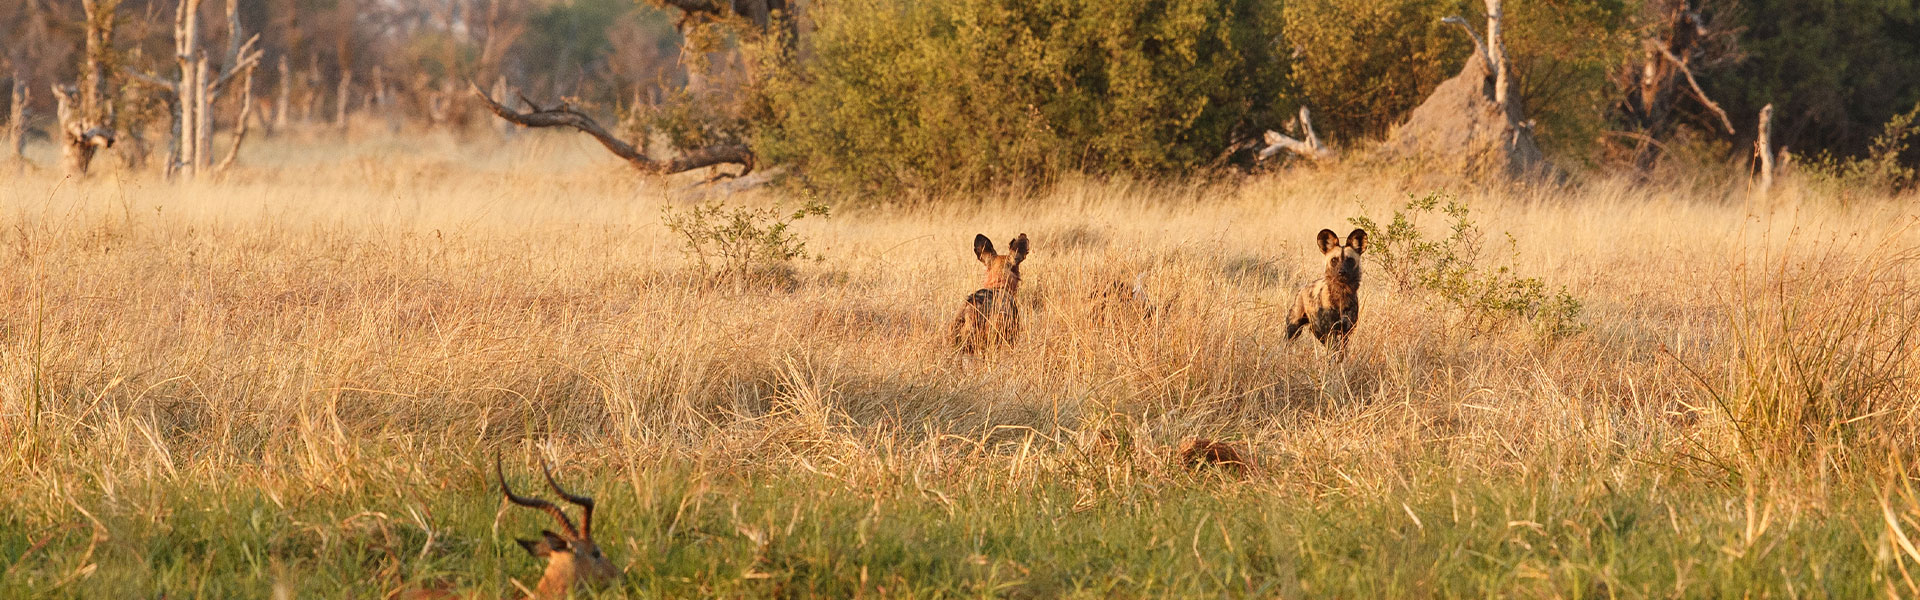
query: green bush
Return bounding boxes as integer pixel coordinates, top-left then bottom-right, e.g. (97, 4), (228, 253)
(661, 199), (831, 285)
(758, 0), (1291, 197)
(1349, 192), (1583, 338)
(1802, 101), (1920, 198)
(1281, 0), (1466, 140)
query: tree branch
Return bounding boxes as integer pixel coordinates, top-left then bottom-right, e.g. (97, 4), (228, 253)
(470, 80), (754, 176)
(1260, 106), (1336, 162)
(1654, 42), (1735, 134)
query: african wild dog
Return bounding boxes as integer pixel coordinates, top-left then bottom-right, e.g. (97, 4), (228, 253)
(950, 233), (1029, 353)
(1285, 228), (1367, 351)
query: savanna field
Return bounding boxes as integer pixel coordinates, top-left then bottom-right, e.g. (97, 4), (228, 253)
(3, 131), (1919, 598)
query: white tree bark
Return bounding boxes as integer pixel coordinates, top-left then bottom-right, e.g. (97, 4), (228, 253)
(1755, 103), (1774, 198)
(7, 73), (26, 162)
(1260, 106), (1336, 162)
(1485, 0), (1508, 108)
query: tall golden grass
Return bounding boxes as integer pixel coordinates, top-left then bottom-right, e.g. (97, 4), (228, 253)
(2, 132), (1918, 594)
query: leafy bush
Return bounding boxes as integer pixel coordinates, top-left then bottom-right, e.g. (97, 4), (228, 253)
(1349, 192), (1582, 337)
(1802, 101), (1920, 198)
(661, 199), (831, 284)
(758, 0), (1291, 197)
(1281, 0), (1465, 141)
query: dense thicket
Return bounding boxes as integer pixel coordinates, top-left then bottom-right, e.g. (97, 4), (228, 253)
(3, 0), (1917, 190)
(757, 0), (1289, 195)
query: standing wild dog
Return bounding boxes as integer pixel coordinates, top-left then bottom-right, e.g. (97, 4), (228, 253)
(1285, 228), (1367, 351)
(951, 233), (1029, 353)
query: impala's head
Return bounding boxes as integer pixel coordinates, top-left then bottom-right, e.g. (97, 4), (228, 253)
(498, 455), (620, 599)
(973, 233), (1030, 293)
(1316, 228), (1366, 282)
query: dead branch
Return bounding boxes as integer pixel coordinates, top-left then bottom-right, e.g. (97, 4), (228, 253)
(1653, 42), (1735, 134)
(1753, 103), (1773, 198)
(1440, 16), (1490, 71)
(471, 81), (754, 176)
(216, 62), (256, 175)
(1260, 106), (1336, 162)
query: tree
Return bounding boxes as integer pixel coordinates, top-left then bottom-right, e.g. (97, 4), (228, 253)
(475, 0), (797, 176)
(134, 0), (264, 179)
(53, 0), (119, 176)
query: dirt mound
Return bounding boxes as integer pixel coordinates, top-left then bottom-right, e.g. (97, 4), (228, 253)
(1380, 48), (1555, 180)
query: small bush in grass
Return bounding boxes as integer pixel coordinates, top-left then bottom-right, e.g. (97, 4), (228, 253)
(662, 199), (830, 286)
(1348, 191), (1583, 338)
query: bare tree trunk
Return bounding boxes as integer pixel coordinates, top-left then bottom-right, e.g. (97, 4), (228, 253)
(58, 0), (120, 177)
(1484, 0), (1508, 108)
(335, 68), (352, 128)
(130, 0), (260, 179)
(274, 55), (290, 131)
(174, 0), (202, 176)
(1754, 103), (1774, 199)
(217, 64), (254, 175)
(6, 74), (25, 162)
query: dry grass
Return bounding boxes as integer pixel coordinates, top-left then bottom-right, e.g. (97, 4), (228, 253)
(2, 131), (1918, 596)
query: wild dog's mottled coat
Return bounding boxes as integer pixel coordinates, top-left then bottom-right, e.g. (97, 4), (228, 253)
(951, 233), (1029, 353)
(1286, 228), (1367, 351)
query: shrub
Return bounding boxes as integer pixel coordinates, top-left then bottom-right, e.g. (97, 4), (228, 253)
(661, 199), (831, 285)
(1349, 192), (1583, 338)
(758, 0), (1291, 197)
(1802, 101), (1920, 198)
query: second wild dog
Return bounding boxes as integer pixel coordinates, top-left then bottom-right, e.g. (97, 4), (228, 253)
(951, 233), (1029, 353)
(1285, 228), (1367, 351)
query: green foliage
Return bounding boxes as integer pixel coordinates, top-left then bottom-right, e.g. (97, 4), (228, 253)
(758, 0), (1291, 197)
(661, 199), (830, 283)
(1802, 102), (1920, 197)
(517, 0), (636, 97)
(1284, 0), (1633, 160)
(1281, 0), (1467, 140)
(1349, 192), (1583, 338)
(1720, 0), (1920, 164)
(1502, 0), (1636, 163)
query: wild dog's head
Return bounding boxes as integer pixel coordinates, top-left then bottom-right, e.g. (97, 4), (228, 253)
(1316, 228), (1366, 283)
(973, 233), (1030, 293)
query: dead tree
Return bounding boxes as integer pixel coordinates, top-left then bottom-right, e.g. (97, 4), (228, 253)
(1753, 103), (1773, 198)
(132, 0), (263, 178)
(478, 0), (797, 177)
(54, 0), (119, 176)
(473, 84), (755, 175)
(1261, 106), (1337, 163)
(7, 73), (26, 163)
(273, 55), (289, 131)
(1611, 0), (1740, 169)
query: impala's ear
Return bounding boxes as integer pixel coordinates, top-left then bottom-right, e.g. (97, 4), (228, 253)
(973, 234), (996, 263)
(517, 530), (570, 557)
(1008, 233), (1030, 264)
(1316, 229), (1339, 253)
(1346, 228), (1368, 254)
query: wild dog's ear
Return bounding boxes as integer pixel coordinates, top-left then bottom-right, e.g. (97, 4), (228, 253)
(1346, 228), (1367, 253)
(973, 234), (996, 263)
(1008, 233), (1030, 264)
(517, 530), (570, 557)
(1316, 229), (1340, 253)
